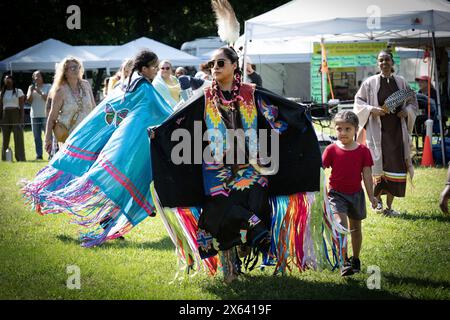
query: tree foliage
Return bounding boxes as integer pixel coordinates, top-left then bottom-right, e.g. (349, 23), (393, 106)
(0, 0), (290, 60)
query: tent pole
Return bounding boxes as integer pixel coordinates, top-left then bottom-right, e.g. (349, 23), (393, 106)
(242, 22), (252, 83)
(432, 31), (446, 165)
(321, 38), (327, 105)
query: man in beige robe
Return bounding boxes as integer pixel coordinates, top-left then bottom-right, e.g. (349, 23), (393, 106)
(353, 73), (418, 213)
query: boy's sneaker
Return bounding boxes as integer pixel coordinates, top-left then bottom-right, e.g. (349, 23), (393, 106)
(374, 199), (383, 213)
(341, 257), (361, 276)
(351, 257), (361, 273)
(383, 208), (401, 217)
(340, 258), (354, 276)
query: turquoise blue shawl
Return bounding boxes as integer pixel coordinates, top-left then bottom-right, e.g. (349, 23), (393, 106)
(23, 75), (173, 246)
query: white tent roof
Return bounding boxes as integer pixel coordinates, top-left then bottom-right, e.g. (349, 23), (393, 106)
(236, 36), (312, 63)
(0, 38), (109, 72)
(243, 0), (450, 164)
(246, 0), (450, 41)
(236, 34), (426, 64)
(102, 37), (202, 67)
(76, 45), (120, 57)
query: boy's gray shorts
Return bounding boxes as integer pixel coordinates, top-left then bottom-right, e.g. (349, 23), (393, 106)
(328, 189), (367, 220)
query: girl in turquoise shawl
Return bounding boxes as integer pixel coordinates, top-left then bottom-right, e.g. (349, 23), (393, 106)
(22, 50), (173, 247)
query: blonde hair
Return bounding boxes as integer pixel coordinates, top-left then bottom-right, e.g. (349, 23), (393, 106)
(159, 60), (172, 69)
(121, 58), (134, 79)
(158, 60), (173, 78)
(49, 56), (84, 98)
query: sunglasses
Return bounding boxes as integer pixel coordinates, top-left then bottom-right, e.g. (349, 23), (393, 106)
(207, 59), (228, 69)
(160, 66), (171, 70)
(67, 65), (80, 71)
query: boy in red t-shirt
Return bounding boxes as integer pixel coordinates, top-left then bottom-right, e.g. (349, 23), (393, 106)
(322, 110), (378, 276)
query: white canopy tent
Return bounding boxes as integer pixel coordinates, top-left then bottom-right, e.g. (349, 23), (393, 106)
(244, 0), (450, 41)
(101, 37), (202, 68)
(76, 45), (120, 58)
(234, 29), (429, 100)
(236, 35), (311, 64)
(243, 0), (450, 163)
(0, 39), (109, 72)
(236, 35), (428, 64)
(234, 32), (429, 98)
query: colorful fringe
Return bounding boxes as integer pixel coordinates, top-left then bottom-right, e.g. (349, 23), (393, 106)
(150, 183), (219, 280)
(319, 169), (349, 269)
(269, 169), (348, 274)
(151, 169), (349, 278)
(22, 166), (137, 247)
(21, 166), (76, 215)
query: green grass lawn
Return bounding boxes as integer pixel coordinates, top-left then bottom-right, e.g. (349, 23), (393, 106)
(0, 129), (449, 300)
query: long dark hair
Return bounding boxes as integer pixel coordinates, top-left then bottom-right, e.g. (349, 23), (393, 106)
(1, 74), (17, 99)
(126, 49), (158, 89)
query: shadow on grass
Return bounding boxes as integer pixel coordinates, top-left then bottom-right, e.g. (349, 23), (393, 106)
(394, 212), (450, 223)
(202, 273), (404, 300)
(383, 273), (450, 290)
(56, 234), (174, 251)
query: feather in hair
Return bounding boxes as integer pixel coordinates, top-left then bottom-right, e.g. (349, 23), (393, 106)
(211, 0), (240, 46)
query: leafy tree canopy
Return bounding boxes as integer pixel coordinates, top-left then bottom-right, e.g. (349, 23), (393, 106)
(0, 0), (290, 60)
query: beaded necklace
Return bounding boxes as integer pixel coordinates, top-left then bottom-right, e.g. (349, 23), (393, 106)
(210, 72), (243, 112)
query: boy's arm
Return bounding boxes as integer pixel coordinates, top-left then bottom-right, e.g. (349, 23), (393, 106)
(363, 166), (377, 208)
(439, 165), (450, 214)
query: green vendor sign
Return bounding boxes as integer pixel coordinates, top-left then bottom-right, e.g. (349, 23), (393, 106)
(311, 42), (400, 103)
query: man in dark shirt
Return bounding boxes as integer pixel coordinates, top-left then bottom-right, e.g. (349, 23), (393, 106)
(246, 59), (263, 87)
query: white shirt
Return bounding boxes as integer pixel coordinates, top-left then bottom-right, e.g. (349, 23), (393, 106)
(30, 84), (51, 118)
(2, 89), (24, 108)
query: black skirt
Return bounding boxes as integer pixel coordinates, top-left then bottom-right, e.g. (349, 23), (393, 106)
(197, 175), (271, 259)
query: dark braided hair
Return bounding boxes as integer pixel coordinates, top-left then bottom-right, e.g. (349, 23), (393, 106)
(210, 46), (243, 111)
(126, 49), (158, 90)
